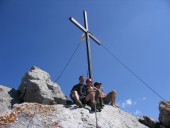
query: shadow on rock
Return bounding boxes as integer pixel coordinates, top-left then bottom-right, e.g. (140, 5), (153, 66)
(8, 88), (21, 108)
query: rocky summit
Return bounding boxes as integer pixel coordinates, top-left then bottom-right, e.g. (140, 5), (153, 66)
(0, 66), (169, 128)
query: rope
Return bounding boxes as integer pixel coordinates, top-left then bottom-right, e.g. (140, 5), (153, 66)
(101, 44), (166, 101)
(86, 61), (99, 128)
(52, 42), (81, 84)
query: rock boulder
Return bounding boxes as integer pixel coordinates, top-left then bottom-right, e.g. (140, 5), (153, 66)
(18, 66), (67, 105)
(159, 101), (170, 128)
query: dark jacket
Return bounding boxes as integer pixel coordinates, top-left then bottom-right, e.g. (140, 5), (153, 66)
(70, 83), (87, 99)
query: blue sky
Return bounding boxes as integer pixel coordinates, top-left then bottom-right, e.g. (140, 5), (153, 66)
(0, 0), (170, 120)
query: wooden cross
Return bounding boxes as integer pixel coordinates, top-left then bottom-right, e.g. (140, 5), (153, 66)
(69, 11), (101, 81)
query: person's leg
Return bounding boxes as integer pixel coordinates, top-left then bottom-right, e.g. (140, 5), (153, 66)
(103, 90), (118, 107)
(85, 92), (96, 110)
(95, 90), (103, 110)
(86, 91), (102, 112)
(70, 92), (75, 102)
(86, 87), (101, 103)
(80, 97), (86, 105)
(99, 97), (104, 108)
(85, 92), (94, 102)
(110, 90), (116, 106)
(95, 89), (101, 103)
(72, 91), (83, 108)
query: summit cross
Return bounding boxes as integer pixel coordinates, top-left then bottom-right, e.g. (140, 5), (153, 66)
(69, 11), (101, 81)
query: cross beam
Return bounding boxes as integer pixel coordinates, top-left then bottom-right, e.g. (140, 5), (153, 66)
(69, 11), (101, 80)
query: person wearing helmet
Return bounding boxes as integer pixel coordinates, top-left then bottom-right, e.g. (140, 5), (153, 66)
(85, 78), (102, 112)
(84, 78), (94, 103)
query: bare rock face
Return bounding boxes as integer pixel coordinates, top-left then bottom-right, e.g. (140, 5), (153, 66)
(159, 101), (170, 128)
(0, 103), (149, 128)
(18, 66), (67, 105)
(0, 85), (20, 116)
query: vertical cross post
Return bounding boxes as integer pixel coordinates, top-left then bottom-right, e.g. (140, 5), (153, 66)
(69, 11), (101, 81)
(83, 11), (93, 80)
(70, 11), (101, 128)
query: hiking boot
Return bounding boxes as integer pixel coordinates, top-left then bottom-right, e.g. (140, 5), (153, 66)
(99, 102), (104, 109)
(89, 101), (96, 111)
(91, 105), (101, 112)
(99, 97), (104, 109)
(90, 103), (102, 112)
(75, 100), (83, 108)
(66, 100), (74, 105)
(96, 103), (102, 112)
(91, 107), (96, 111)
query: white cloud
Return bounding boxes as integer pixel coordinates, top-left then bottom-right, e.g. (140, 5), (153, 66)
(126, 99), (132, 105)
(121, 99), (133, 108)
(120, 98), (145, 117)
(120, 97), (147, 109)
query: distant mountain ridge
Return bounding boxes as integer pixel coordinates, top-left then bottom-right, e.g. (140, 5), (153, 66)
(0, 66), (169, 128)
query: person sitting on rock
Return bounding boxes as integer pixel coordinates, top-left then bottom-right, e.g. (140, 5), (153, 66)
(70, 76), (101, 111)
(70, 76), (96, 108)
(94, 82), (118, 108)
(70, 76), (86, 108)
(85, 79), (102, 112)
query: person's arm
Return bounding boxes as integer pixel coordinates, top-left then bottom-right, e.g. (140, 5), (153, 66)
(88, 86), (99, 92)
(101, 93), (106, 98)
(70, 84), (77, 94)
(93, 86), (99, 91)
(101, 87), (106, 98)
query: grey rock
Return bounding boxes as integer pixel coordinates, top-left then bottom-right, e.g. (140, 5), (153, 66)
(0, 103), (149, 128)
(0, 85), (20, 116)
(159, 101), (170, 128)
(18, 66), (67, 105)
(139, 116), (159, 128)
